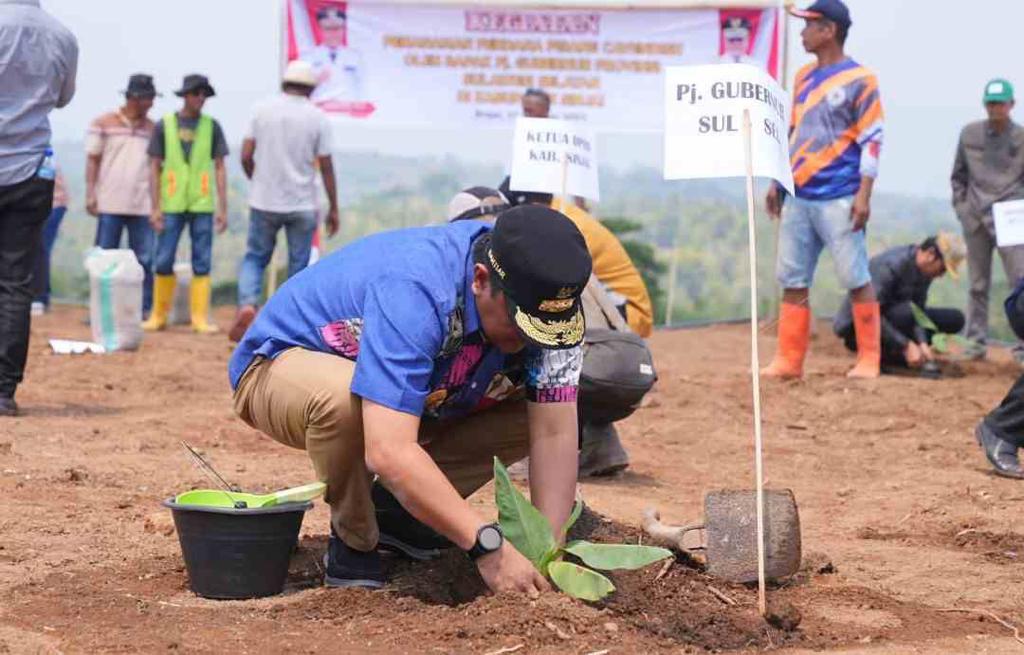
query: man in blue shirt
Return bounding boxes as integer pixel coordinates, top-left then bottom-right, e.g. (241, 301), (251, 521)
(230, 206), (591, 592)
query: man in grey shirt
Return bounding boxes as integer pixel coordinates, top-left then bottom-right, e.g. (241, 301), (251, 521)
(0, 0), (78, 416)
(951, 78), (1024, 361)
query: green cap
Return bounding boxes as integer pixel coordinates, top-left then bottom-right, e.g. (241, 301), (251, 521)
(983, 78), (1014, 103)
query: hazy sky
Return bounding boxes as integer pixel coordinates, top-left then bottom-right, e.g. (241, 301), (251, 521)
(43, 0), (1020, 200)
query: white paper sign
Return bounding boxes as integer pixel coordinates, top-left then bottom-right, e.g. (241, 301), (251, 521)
(663, 63), (794, 194)
(510, 117), (600, 201)
(994, 199), (1024, 247)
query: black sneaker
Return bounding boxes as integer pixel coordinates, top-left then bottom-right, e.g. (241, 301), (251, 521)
(323, 533), (386, 589)
(372, 481), (453, 561)
(0, 396), (17, 417)
(976, 421), (1024, 479)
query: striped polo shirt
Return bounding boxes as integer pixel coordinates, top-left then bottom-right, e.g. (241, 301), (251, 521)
(85, 109), (155, 215)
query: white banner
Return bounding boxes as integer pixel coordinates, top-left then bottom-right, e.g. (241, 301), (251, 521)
(662, 63), (793, 194)
(510, 118), (599, 201)
(286, 0), (781, 132)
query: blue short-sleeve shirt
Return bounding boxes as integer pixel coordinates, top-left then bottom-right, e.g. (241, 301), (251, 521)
(228, 221), (582, 419)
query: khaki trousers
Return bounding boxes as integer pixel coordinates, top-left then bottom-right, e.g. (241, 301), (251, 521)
(233, 347), (531, 551)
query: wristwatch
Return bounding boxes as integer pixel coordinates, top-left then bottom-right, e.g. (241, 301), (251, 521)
(467, 523), (504, 560)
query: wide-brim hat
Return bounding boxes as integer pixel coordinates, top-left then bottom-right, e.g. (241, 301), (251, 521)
(174, 74), (216, 98)
(487, 206), (591, 349)
(123, 73), (159, 98)
(936, 231), (965, 280)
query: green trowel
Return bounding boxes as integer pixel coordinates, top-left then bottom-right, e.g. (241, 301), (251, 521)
(175, 481), (327, 509)
(178, 441), (325, 509)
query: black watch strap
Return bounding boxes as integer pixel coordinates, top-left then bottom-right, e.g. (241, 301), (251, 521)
(467, 523), (504, 560)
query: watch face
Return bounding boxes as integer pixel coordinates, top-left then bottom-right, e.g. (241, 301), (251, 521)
(479, 526), (503, 551)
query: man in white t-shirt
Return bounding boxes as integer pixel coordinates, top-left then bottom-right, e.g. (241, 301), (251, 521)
(229, 60), (340, 342)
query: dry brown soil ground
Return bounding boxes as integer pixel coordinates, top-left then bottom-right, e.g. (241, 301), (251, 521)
(2, 306), (1024, 654)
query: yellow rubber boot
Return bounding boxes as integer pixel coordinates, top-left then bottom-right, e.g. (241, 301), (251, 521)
(142, 274), (176, 331)
(190, 275), (220, 334)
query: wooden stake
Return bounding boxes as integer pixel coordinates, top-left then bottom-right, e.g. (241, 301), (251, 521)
(742, 108), (768, 618)
(773, 4), (792, 324)
(664, 234), (679, 327)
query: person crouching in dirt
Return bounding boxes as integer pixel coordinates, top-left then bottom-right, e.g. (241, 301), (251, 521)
(482, 182), (657, 478)
(832, 233), (965, 373)
(229, 205), (591, 592)
(976, 276), (1024, 478)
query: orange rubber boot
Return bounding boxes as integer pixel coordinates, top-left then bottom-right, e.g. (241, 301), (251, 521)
(847, 301), (881, 379)
(761, 302), (811, 379)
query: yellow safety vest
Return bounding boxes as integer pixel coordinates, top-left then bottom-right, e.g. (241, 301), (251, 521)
(160, 113), (214, 213)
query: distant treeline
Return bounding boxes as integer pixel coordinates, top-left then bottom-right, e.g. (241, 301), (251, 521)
(47, 143), (1013, 340)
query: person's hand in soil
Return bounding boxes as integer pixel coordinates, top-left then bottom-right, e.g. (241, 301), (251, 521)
(904, 341), (924, 368)
(920, 342), (934, 362)
(475, 541), (550, 596)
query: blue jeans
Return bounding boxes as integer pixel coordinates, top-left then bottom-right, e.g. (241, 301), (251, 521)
(96, 213), (154, 313)
(33, 206), (66, 305)
(155, 212), (213, 277)
(237, 208), (316, 306)
(776, 195), (871, 290)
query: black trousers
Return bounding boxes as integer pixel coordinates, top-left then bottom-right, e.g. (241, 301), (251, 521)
(839, 302), (965, 367)
(0, 175), (53, 398)
(987, 374), (1024, 447)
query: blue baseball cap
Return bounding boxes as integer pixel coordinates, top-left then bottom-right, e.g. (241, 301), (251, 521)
(789, 0), (852, 29)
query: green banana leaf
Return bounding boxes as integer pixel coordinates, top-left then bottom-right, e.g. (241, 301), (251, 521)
(910, 303), (972, 354)
(910, 302), (940, 332)
(547, 560), (615, 601)
(564, 541), (673, 571)
(493, 457), (556, 568)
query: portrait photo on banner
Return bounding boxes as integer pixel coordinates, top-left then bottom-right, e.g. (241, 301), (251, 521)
(286, 0), (376, 118)
(717, 8), (779, 77)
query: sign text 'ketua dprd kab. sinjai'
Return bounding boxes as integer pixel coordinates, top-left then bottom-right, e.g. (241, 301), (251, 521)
(511, 117), (600, 201)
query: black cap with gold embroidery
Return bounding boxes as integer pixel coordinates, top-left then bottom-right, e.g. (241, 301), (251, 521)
(488, 205), (592, 349)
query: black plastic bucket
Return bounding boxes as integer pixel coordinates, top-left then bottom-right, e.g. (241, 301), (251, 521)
(163, 497), (313, 599)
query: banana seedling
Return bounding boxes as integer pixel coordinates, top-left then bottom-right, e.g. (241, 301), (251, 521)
(494, 457), (672, 601)
(911, 302), (971, 354)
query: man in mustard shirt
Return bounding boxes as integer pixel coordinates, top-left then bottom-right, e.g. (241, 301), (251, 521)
(145, 74), (228, 334)
(493, 181), (655, 476)
(499, 179), (653, 338)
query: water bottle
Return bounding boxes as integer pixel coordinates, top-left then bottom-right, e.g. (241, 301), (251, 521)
(37, 147), (56, 181)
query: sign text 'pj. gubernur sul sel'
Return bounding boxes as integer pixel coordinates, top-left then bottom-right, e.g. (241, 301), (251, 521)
(674, 80), (787, 145)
